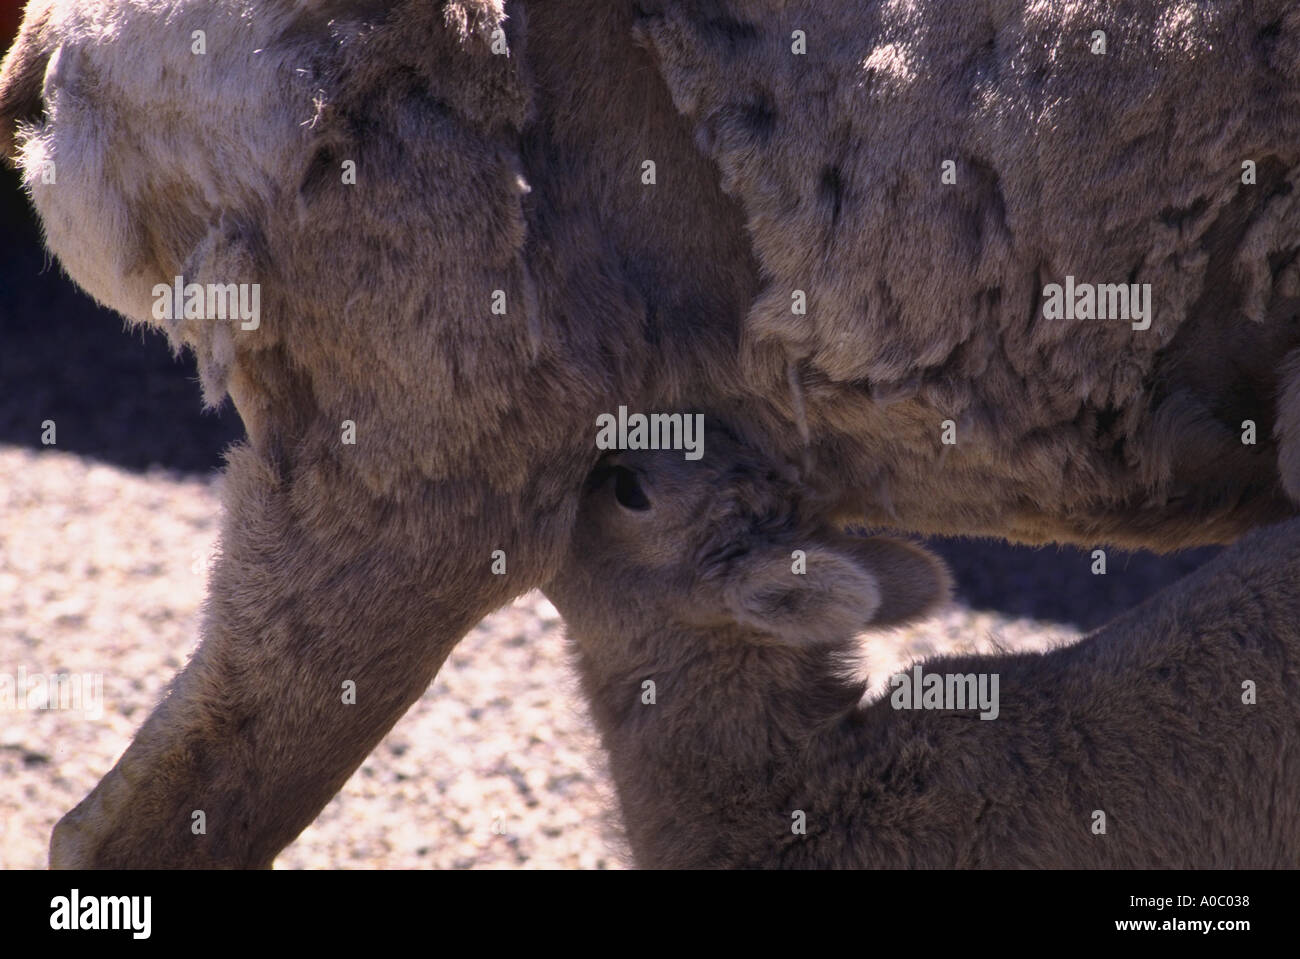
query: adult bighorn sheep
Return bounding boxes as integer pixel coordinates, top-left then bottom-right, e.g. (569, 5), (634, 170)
(546, 429), (1299, 868)
(2, 0), (1300, 866)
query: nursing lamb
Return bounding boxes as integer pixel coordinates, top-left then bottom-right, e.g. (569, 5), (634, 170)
(546, 432), (1300, 868)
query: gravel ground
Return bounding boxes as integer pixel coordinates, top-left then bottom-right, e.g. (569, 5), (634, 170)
(0, 165), (1219, 869)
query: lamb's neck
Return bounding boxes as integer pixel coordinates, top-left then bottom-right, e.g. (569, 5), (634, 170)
(589, 622), (859, 728)
(573, 621), (867, 836)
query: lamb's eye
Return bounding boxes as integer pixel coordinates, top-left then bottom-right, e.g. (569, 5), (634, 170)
(613, 467), (651, 511)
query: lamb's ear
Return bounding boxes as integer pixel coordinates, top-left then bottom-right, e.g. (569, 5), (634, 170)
(831, 535), (952, 628)
(722, 545), (883, 646)
(722, 537), (950, 645)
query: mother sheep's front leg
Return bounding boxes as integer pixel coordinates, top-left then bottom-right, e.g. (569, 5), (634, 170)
(1, 0), (595, 868)
(51, 426), (583, 868)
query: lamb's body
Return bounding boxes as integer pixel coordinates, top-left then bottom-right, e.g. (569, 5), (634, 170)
(547, 439), (1300, 868)
(4, 0), (1300, 865)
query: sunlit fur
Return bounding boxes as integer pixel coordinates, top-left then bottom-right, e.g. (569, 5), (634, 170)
(2, 0), (1300, 866)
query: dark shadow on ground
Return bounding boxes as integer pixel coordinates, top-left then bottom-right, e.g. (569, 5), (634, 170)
(926, 537), (1219, 632)
(0, 168), (1220, 627)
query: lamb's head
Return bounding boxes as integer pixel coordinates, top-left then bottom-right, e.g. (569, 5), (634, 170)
(547, 425), (951, 650)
